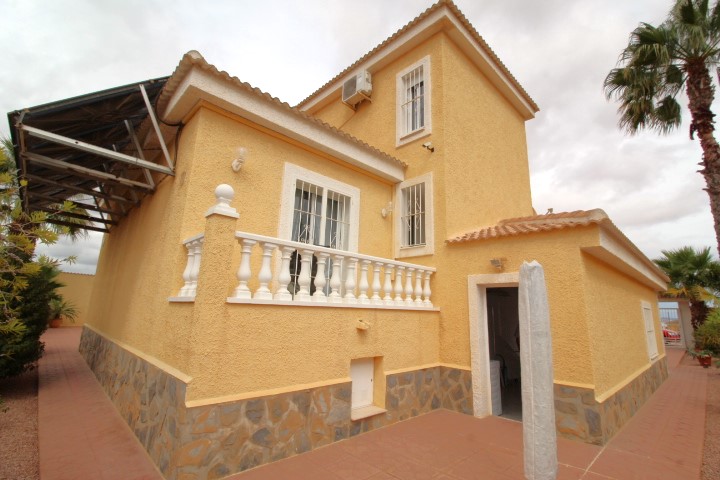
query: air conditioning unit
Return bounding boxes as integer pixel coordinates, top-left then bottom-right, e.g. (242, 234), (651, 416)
(342, 71), (372, 108)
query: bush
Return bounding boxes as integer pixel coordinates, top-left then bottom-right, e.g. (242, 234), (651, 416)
(695, 310), (720, 356)
(0, 264), (62, 378)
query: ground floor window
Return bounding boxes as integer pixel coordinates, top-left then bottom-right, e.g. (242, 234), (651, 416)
(642, 301), (659, 360)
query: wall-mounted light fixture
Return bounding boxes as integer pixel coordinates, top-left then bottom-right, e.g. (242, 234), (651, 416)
(490, 257), (507, 271)
(231, 147), (247, 172)
(381, 201), (393, 218)
(422, 142), (435, 153)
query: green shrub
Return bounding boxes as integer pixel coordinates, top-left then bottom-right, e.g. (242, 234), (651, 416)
(0, 264), (61, 378)
(694, 311), (720, 356)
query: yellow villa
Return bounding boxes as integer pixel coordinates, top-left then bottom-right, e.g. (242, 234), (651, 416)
(7, 1), (669, 478)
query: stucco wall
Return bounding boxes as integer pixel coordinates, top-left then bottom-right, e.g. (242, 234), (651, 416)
(442, 228), (598, 387)
(56, 272), (95, 326)
(86, 104), (442, 404)
(307, 30), (541, 380)
(581, 254), (665, 400)
(440, 35), (534, 234)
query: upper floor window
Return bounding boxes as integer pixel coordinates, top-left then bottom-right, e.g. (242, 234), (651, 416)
(292, 181), (351, 250)
(396, 172), (434, 258)
(280, 163), (360, 251)
(396, 56), (432, 146)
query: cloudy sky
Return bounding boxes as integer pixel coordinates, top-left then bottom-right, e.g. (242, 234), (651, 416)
(2, 0), (716, 273)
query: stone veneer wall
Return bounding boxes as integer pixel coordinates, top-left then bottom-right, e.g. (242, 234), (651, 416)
(79, 327), (473, 480)
(554, 356), (668, 445)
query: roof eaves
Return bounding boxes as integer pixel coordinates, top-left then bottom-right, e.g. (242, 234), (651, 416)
(158, 51), (406, 172)
(446, 210), (608, 245)
(296, 0), (538, 114)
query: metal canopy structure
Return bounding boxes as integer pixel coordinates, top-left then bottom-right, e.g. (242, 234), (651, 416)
(7, 77), (177, 233)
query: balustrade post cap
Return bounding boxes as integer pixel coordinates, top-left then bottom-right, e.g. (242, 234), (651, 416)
(205, 184), (240, 219)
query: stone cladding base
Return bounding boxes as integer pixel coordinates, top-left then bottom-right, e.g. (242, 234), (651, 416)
(79, 327), (473, 480)
(553, 356), (668, 445)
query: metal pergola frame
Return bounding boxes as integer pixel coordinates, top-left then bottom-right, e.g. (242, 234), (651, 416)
(7, 77), (177, 233)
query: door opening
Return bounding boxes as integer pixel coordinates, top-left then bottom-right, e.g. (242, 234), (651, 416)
(487, 287), (522, 421)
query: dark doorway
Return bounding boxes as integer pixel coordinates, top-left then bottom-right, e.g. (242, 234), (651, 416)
(486, 287), (522, 421)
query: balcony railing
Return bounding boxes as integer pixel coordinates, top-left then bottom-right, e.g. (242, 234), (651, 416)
(227, 232), (434, 309)
(169, 185), (435, 310)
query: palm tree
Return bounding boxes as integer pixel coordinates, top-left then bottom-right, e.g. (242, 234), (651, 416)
(654, 246), (720, 328)
(604, 0), (720, 256)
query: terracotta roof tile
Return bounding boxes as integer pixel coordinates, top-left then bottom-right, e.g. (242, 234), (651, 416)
(158, 51), (407, 170)
(447, 209), (609, 244)
(297, 0), (538, 112)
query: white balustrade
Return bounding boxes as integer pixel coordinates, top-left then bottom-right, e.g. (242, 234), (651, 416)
(223, 231), (436, 309)
(175, 235), (204, 299)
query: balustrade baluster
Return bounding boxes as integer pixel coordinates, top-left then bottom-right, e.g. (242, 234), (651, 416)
(188, 240), (203, 297)
(371, 262), (383, 305)
(295, 249), (314, 301)
(233, 239), (256, 299)
(383, 265), (395, 305)
(253, 242), (277, 300)
(423, 271), (433, 307)
(414, 269), (425, 306)
(179, 242), (194, 297)
(394, 266), (405, 305)
(405, 267), (416, 306)
(358, 260), (371, 304)
(313, 253), (329, 302)
(344, 258), (358, 304)
(328, 254), (344, 303)
(274, 246), (294, 301)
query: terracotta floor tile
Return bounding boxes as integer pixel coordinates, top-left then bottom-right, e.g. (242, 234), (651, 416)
(556, 438), (603, 470)
(366, 472), (401, 480)
(554, 464), (586, 480)
(589, 448), (699, 480)
(385, 455), (441, 480)
(328, 453), (382, 480)
(37, 330), (709, 480)
(445, 448), (519, 480)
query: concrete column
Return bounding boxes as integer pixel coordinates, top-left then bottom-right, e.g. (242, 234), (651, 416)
(519, 261), (557, 480)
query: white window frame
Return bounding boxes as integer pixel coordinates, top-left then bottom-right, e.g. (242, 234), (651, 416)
(395, 172), (434, 258)
(642, 301), (659, 361)
(396, 56), (432, 147)
(279, 163), (360, 252)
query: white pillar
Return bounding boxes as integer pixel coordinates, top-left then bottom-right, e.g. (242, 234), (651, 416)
(253, 242), (276, 300)
(383, 265), (394, 305)
(405, 267), (416, 306)
(232, 239), (256, 299)
(371, 262), (384, 305)
(423, 271), (433, 308)
(414, 269), (424, 306)
(394, 266), (405, 305)
(295, 249), (314, 301)
(274, 246), (294, 301)
(344, 257), (358, 304)
(313, 253), (329, 303)
(358, 260), (371, 304)
(519, 261), (557, 480)
(328, 254), (344, 303)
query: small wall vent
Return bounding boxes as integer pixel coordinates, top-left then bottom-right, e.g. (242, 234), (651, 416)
(342, 71), (372, 108)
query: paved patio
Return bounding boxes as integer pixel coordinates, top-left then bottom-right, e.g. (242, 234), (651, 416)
(39, 328), (707, 480)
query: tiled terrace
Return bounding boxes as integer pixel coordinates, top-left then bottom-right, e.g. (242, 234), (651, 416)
(39, 328), (705, 480)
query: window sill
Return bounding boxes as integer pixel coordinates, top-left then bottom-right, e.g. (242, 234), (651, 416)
(396, 128), (430, 147)
(397, 244), (433, 259)
(351, 405), (387, 421)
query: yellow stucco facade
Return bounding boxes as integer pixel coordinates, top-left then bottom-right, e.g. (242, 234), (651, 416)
(75, 1), (667, 460)
(56, 272), (95, 326)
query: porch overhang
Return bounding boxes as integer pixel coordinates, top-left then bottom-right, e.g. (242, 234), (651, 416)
(7, 77), (178, 233)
